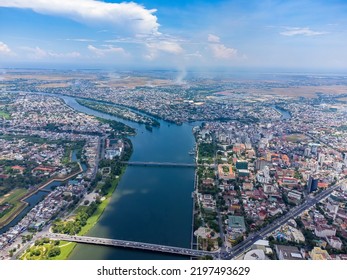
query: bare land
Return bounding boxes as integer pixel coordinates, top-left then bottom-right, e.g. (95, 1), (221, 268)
(285, 134), (310, 143)
(36, 83), (71, 88)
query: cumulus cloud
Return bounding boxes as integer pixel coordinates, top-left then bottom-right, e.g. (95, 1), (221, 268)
(21, 46), (80, 59)
(129, 33), (184, 60)
(280, 27), (327, 36)
(87, 44), (126, 57)
(207, 34), (238, 59)
(210, 44), (237, 59)
(145, 41), (183, 60)
(208, 34), (220, 43)
(146, 40), (183, 56)
(0, 41), (12, 54)
(103, 34), (186, 61)
(0, 0), (159, 35)
(65, 38), (96, 42)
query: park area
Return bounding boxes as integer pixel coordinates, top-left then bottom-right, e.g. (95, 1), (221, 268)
(20, 238), (74, 260)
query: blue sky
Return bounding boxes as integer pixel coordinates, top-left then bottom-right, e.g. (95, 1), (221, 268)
(0, 0), (347, 70)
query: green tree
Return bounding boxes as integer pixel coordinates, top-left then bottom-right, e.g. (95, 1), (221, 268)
(48, 247), (61, 258)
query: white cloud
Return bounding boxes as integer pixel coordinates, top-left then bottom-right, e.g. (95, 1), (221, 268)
(87, 44), (126, 57)
(280, 27), (327, 36)
(145, 40), (183, 60)
(140, 34), (184, 60)
(208, 34), (220, 43)
(103, 34), (185, 61)
(21, 46), (80, 59)
(0, 0), (159, 35)
(0, 41), (12, 54)
(147, 41), (183, 54)
(207, 35), (238, 59)
(210, 44), (237, 59)
(65, 38), (96, 42)
(186, 51), (203, 58)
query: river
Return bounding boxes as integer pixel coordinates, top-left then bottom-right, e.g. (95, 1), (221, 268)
(49, 94), (196, 260)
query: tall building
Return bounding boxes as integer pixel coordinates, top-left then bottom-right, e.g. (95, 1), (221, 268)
(304, 147), (310, 157)
(255, 158), (271, 171)
(318, 153), (325, 165)
(310, 143), (320, 155)
(307, 176), (319, 193)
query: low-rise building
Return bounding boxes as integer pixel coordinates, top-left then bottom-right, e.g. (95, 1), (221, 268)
(309, 247), (331, 260)
(275, 245), (304, 260)
(314, 225), (336, 238)
(326, 236), (343, 250)
(244, 249), (266, 260)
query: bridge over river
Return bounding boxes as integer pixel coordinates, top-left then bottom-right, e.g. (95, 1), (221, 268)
(48, 233), (216, 258)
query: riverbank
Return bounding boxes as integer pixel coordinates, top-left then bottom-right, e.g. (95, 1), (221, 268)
(76, 99), (160, 128)
(52, 166), (127, 260)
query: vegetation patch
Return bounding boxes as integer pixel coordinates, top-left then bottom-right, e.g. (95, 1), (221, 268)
(20, 238), (63, 260)
(96, 117), (136, 136)
(0, 188), (28, 227)
(77, 99), (160, 127)
(0, 109), (11, 120)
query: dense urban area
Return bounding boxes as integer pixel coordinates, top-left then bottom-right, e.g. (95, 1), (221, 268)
(1, 69), (347, 260)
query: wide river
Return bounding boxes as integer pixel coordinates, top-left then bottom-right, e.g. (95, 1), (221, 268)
(51, 95), (196, 260)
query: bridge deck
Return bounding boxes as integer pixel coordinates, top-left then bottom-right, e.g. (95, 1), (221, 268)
(49, 233), (215, 258)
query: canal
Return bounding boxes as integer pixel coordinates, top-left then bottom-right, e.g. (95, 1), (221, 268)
(0, 150), (85, 235)
(53, 94), (196, 260)
(272, 106), (291, 120)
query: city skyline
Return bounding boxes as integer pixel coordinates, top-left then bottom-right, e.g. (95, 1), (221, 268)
(1, 0), (347, 70)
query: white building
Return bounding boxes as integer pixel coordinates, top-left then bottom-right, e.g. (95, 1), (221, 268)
(314, 225), (336, 238)
(326, 236), (343, 250)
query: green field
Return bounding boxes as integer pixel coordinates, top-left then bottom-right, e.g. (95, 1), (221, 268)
(50, 241), (77, 260)
(20, 240), (72, 260)
(0, 109), (10, 120)
(0, 188), (28, 226)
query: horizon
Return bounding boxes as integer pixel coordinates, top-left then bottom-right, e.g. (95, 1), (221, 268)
(2, 66), (347, 76)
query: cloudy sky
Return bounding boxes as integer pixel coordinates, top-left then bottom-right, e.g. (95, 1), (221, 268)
(0, 0), (347, 70)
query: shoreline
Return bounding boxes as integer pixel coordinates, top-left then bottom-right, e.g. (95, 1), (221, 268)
(56, 165), (127, 260)
(190, 134), (198, 255)
(76, 99), (160, 128)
